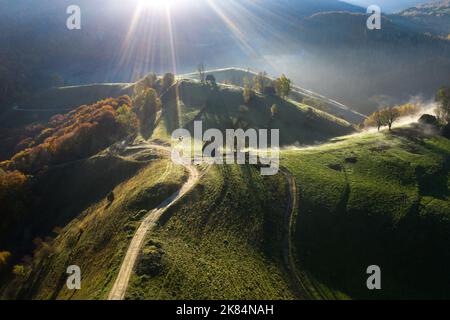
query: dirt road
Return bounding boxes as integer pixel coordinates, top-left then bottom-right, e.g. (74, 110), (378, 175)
(107, 144), (199, 300)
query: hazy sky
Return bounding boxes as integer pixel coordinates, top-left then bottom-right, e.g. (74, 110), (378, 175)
(342, 0), (431, 12)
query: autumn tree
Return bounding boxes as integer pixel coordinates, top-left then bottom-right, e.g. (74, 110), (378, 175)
(0, 171), (29, 238)
(275, 74), (291, 99)
(397, 103), (420, 117)
(383, 107), (400, 130)
(365, 110), (386, 132)
(0, 251), (11, 271)
(365, 107), (399, 131)
(4, 96), (136, 174)
(117, 104), (139, 135)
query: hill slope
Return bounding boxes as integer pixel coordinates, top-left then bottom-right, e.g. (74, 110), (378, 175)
(183, 68), (366, 124)
(1, 76), (449, 300)
(1, 152), (187, 299)
(151, 79), (355, 145)
(283, 128), (450, 299)
(126, 164), (297, 300)
(286, 11), (450, 113)
(2, 0), (450, 116)
(392, 1), (450, 36)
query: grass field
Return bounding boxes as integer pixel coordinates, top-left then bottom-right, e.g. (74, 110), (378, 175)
(126, 164), (298, 300)
(282, 128), (450, 299)
(151, 79), (355, 145)
(1, 151), (187, 300)
(182, 68), (366, 124)
(2, 73), (449, 300)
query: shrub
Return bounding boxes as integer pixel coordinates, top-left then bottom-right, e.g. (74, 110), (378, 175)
(12, 265), (29, 278)
(419, 114), (439, 126)
(0, 251), (11, 269)
(275, 74), (291, 98)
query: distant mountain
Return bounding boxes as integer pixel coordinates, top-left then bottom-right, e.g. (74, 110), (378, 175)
(343, 0), (430, 13)
(1, 0), (450, 116)
(275, 11), (450, 113)
(391, 1), (450, 36)
(262, 0), (363, 16)
(0, 0), (363, 115)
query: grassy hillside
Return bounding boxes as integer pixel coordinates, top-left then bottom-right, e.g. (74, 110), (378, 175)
(0, 154), (147, 255)
(126, 164), (297, 300)
(151, 79), (355, 144)
(283, 127), (450, 299)
(1, 151), (187, 299)
(1, 73), (449, 301)
(182, 68), (366, 124)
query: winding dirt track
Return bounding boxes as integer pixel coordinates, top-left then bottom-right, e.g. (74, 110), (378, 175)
(108, 144), (199, 300)
(281, 168), (312, 299)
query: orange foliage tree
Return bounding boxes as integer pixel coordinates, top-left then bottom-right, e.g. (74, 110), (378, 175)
(4, 96), (138, 174)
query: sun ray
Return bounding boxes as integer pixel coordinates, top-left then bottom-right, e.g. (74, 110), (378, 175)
(111, 0), (303, 82)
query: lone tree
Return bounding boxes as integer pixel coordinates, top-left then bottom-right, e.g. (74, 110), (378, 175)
(383, 107), (400, 131)
(436, 87), (450, 122)
(364, 110), (386, 132)
(135, 88), (161, 131)
(253, 71), (268, 93)
(243, 75), (254, 105)
(197, 63), (206, 84)
(365, 106), (403, 131)
(275, 74), (291, 99)
(134, 73), (158, 97)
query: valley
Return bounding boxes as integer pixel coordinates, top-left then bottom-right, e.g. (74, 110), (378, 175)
(1, 0), (450, 303)
(1, 68), (449, 300)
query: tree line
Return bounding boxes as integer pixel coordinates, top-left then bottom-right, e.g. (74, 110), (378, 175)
(243, 71), (292, 105)
(364, 87), (450, 131)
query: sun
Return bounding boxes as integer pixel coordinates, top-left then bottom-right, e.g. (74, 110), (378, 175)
(137, 0), (183, 10)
